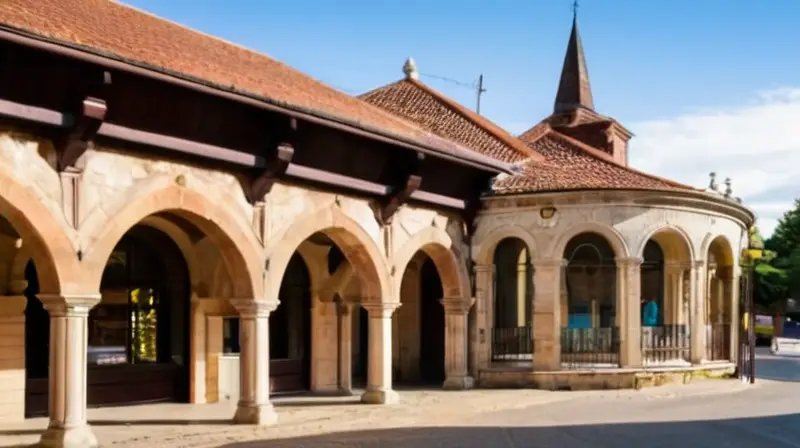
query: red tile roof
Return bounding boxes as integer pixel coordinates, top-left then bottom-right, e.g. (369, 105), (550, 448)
(0, 0), (509, 172)
(360, 78), (543, 164)
(493, 129), (696, 194)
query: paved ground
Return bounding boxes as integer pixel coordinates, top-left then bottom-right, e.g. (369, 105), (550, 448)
(2, 349), (799, 447)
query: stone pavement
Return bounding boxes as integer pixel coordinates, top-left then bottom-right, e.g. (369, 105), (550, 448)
(0, 380), (751, 447)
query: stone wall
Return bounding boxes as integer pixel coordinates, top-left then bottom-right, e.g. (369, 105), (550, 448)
(0, 128), (472, 421)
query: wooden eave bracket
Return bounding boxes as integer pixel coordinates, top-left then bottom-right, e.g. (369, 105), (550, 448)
(377, 152), (424, 225)
(247, 118), (297, 204)
(248, 142), (294, 204)
(57, 71), (111, 172)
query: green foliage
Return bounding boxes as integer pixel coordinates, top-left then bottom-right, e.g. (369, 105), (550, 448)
(757, 200), (800, 309)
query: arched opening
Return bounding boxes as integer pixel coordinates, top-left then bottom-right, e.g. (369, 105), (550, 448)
(394, 252), (445, 385)
(641, 240), (665, 327)
(91, 224), (192, 406)
(706, 237), (735, 361)
(491, 238), (533, 363)
(640, 231), (693, 365)
(24, 260), (47, 416)
(269, 252), (312, 392)
(561, 232), (619, 367)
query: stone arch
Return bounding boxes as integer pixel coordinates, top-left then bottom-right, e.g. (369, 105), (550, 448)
(551, 222), (630, 260)
(392, 226), (469, 300)
(637, 224), (694, 262)
(138, 215), (202, 291)
(702, 234), (735, 266)
(0, 168), (78, 294)
(476, 225), (537, 265)
(265, 204), (390, 302)
(81, 184), (262, 299)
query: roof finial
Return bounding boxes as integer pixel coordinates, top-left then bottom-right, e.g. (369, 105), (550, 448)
(403, 57), (419, 80)
(572, 0), (579, 19)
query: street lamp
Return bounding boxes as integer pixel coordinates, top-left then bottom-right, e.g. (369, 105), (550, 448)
(738, 226), (764, 384)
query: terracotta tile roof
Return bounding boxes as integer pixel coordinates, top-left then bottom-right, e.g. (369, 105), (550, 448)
(360, 78), (543, 164)
(493, 130), (696, 194)
(0, 0), (510, 172)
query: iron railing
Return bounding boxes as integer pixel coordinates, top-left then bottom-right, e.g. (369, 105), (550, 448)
(706, 323), (731, 361)
(641, 325), (690, 364)
(491, 326), (532, 361)
(561, 327), (620, 368)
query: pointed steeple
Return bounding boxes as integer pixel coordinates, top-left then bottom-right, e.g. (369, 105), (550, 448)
(553, 10), (595, 114)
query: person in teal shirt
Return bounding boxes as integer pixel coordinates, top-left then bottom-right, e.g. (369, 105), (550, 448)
(642, 298), (659, 327)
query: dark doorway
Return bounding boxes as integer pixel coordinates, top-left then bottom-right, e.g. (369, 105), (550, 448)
(419, 257), (445, 384)
(354, 306), (369, 386)
(24, 261), (48, 417)
(269, 252), (312, 393)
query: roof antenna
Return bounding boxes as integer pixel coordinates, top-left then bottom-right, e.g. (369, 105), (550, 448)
(476, 74), (487, 115)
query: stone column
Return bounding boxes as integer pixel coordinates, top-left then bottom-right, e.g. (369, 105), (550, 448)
(337, 299), (356, 395)
(690, 261), (707, 364)
(531, 259), (564, 371)
(360, 301), (400, 405)
(441, 297), (475, 390)
(37, 294), (100, 448)
(473, 264), (494, 372)
(617, 257), (642, 368)
(0, 289), (27, 424)
(230, 299), (279, 425)
(189, 298), (206, 404)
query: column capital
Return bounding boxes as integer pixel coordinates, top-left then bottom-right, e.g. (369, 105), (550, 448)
(230, 299), (280, 317)
(38, 294), (100, 317)
(691, 260), (706, 269)
(615, 256), (643, 267)
(8, 280), (28, 295)
(532, 258), (567, 269)
(440, 296), (475, 314)
(361, 301), (401, 317)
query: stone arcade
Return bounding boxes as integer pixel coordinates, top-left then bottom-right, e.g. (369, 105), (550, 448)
(0, 2), (753, 447)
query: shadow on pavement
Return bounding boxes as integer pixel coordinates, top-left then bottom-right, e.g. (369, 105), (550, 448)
(221, 413), (800, 447)
(757, 347), (800, 382)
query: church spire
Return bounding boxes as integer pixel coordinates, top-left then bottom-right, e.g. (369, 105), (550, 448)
(553, 4), (595, 114)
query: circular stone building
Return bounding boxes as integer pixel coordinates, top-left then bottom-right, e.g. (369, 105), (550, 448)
(360, 16), (754, 389)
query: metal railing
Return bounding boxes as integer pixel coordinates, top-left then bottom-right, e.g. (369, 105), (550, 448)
(641, 325), (690, 364)
(561, 327), (620, 368)
(706, 323), (731, 361)
(491, 326), (532, 361)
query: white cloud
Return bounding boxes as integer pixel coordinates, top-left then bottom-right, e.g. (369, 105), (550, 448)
(629, 87), (800, 237)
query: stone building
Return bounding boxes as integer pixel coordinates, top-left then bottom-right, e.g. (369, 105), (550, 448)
(0, 1), (752, 447)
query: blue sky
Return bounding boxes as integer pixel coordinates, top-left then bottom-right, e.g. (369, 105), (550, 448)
(127, 0), (800, 235)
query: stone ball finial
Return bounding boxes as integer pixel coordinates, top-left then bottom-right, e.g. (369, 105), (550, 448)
(403, 57), (419, 80)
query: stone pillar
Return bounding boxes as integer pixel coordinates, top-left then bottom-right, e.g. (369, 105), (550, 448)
(230, 299), (279, 426)
(531, 259), (564, 371)
(205, 315), (223, 402)
(189, 298), (206, 404)
(37, 294), (100, 448)
(337, 300), (355, 395)
(360, 301), (400, 405)
(0, 291), (27, 423)
(617, 258), (642, 368)
(690, 261), (707, 364)
(473, 264), (494, 371)
(441, 297), (475, 390)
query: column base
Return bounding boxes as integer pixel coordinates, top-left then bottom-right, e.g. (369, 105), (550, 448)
(233, 403), (278, 426)
(37, 423), (98, 448)
(443, 375), (474, 390)
(360, 388), (400, 404)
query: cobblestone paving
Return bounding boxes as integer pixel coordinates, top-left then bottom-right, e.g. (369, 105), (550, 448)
(3, 353), (796, 448)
